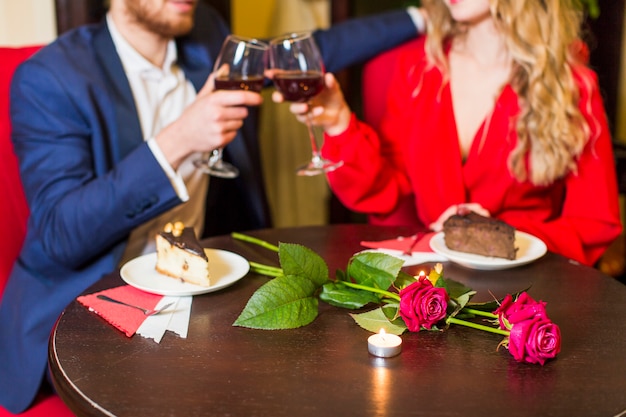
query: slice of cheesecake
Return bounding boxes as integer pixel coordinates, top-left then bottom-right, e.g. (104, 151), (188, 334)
(155, 222), (211, 286)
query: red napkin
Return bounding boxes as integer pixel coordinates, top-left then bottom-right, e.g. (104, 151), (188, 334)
(360, 232), (436, 253)
(77, 285), (163, 337)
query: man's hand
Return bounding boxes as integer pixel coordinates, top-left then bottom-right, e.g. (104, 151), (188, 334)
(156, 72), (263, 170)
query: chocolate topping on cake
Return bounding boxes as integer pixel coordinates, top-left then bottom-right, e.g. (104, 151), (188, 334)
(158, 223), (207, 261)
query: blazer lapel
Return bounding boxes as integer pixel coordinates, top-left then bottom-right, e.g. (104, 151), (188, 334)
(93, 22), (144, 161)
(177, 37), (214, 91)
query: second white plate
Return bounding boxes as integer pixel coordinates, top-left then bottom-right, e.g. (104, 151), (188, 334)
(120, 249), (250, 296)
(429, 231), (547, 270)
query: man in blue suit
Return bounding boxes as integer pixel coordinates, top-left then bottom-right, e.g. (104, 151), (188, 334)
(0, 0), (424, 412)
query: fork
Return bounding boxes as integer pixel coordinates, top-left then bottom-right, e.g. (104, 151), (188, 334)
(96, 294), (174, 316)
(402, 233), (423, 256)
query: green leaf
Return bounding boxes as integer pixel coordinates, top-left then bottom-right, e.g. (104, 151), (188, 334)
(279, 243), (329, 287)
(394, 270), (417, 290)
(335, 268), (347, 282)
(319, 282), (381, 309)
(434, 276), (476, 315)
(350, 307), (407, 335)
(454, 290), (477, 311)
(447, 290), (478, 321)
(347, 252), (404, 290)
(432, 276), (477, 319)
(381, 302), (400, 321)
(233, 275), (319, 329)
(436, 276), (472, 300)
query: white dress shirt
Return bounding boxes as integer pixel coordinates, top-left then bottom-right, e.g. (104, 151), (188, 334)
(107, 15), (209, 264)
(406, 6), (426, 34)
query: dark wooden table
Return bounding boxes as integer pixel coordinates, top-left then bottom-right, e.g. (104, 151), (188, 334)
(49, 224), (626, 417)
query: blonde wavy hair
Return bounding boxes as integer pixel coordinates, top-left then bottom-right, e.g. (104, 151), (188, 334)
(422, 0), (592, 185)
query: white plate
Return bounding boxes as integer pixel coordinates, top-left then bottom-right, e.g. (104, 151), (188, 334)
(429, 231), (547, 270)
(120, 249), (250, 296)
(359, 249), (448, 266)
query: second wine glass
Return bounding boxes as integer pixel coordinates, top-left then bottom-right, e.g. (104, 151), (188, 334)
(193, 35), (268, 178)
(269, 32), (343, 176)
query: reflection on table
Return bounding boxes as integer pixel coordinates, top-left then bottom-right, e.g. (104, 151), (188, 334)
(49, 224), (626, 417)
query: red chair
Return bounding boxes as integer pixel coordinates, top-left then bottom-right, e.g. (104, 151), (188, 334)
(0, 45), (74, 417)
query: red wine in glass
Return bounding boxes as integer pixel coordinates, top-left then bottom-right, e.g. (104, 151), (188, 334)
(272, 71), (324, 102)
(214, 76), (265, 93)
(193, 35), (268, 178)
(269, 32), (343, 176)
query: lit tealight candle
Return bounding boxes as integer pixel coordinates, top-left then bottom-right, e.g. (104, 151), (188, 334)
(368, 329), (402, 358)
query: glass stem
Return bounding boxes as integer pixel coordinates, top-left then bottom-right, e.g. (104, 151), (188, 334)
(209, 148), (223, 166)
(305, 107), (321, 163)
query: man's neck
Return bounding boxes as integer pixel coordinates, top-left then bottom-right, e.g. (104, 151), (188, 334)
(108, 9), (171, 68)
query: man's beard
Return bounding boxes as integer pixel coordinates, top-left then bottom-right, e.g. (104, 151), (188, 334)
(126, 1), (196, 38)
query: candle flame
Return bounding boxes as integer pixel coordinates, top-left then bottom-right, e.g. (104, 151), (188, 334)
(379, 328), (387, 341)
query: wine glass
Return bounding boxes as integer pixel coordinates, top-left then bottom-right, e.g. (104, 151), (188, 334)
(268, 32), (343, 176)
(193, 35), (268, 178)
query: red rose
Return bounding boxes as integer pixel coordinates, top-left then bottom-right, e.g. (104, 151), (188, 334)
(399, 276), (449, 331)
(494, 292), (547, 330)
(508, 316), (561, 365)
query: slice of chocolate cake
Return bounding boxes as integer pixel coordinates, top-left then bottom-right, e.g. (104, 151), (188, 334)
(155, 222), (211, 286)
(443, 212), (517, 260)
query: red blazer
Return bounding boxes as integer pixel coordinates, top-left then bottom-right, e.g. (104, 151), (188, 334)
(322, 38), (622, 266)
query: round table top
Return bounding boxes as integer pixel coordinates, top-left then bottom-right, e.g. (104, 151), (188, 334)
(49, 224), (626, 417)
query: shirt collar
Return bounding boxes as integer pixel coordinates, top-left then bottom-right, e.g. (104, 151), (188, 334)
(106, 13), (178, 78)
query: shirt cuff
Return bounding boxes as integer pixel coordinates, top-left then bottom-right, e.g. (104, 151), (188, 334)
(147, 138), (190, 202)
(406, 6), (426, 35)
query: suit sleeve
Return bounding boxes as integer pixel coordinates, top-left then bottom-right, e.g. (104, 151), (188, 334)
(313, 9), (417, 73)
(10, 60), (181, 269)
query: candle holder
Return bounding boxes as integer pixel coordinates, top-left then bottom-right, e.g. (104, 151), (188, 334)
(368, 329), (402, 358)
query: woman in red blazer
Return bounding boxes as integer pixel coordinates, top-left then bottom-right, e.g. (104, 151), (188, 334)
(282, 0), (622, 266)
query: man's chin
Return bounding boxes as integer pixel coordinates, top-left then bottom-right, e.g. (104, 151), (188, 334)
(154, 18), (195, 38)
(170, 21), (195, 37)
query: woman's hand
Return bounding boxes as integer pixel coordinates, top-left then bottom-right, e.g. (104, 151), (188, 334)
(271, 72), (352, 136)
(429, 203), (491, 232)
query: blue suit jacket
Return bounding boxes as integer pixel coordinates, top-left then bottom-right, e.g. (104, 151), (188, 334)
(0, 5), (418, 413)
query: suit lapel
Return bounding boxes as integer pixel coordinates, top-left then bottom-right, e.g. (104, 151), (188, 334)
(177, 37), (214, 91)
(93, 23), (144, 161)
